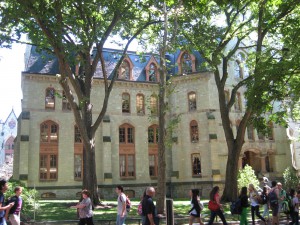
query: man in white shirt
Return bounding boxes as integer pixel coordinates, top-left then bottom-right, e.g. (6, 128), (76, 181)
(115, 185), (127, 225)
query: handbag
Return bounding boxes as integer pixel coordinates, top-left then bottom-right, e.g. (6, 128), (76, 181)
(208, 200), (220, 211)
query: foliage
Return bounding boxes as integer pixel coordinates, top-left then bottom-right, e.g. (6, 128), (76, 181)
(237, 165), (259, 191)
(6, 179), (39, 218)
(283, 166), (300, 191)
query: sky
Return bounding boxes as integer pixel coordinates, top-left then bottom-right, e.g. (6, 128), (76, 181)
(0, 43), (25, 121)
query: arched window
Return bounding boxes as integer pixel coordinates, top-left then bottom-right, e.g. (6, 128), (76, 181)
(45, 88), (55, 109)
(150, 94), (158, 116)
(119, 58), (133, 80)
(145, 56), (159, 82)
(190, 120), (199, 143)
(122, 93), (130, 113)
(191, 153), (201, 176)
(119, 123), (135, 178)
(148, 125), (158, 177)
(188, 92), (197, 111)
(136, 94), (145, 115)
(40, 120), (58, 181)
(177, 51), (196, 75)
(62, 91), (71, 111)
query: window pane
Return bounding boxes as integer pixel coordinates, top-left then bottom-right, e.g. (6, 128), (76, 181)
(74, 126), (82, 143)
(122, 94), (130, 113)
(41, 124), (48, 142)
(74, 154), (82, 179)
(150, 96), (157, 115)
(119, 155), (126, 177)
(136, 94), (144, 114)
(127, 128), (134, 143)
(62, 92), (71, 110)
(50, 155), (57, 179)
(50, 124), (58, 142)
(119, 128), (125, 143)
(192, 154), (201, 175)
(188, 92), (197, 111)
(148, 128), (154, 143)
(120, 61), (130, 80)
(127, 155), (135, 177)
(191, 122), (199, 142)
(182, 53), (192, 73)
(45, 88), (55, 109)
(149, 63), (156, 82)
(40, 155), (48, 179)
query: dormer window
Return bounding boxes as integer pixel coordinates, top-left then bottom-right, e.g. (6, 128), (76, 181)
(177, 51), (196, 75)
(118, 57), (133, 80)
(145, 56), (159, 82)
(45, 88), (55, 110)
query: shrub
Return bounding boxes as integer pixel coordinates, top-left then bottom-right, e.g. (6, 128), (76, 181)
(283, 166), (299, 191)
(6, 179), (39, 219)
(237, 164), (259, 191)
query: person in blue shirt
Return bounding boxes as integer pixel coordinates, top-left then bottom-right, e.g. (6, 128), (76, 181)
(0, 179), (15, 225)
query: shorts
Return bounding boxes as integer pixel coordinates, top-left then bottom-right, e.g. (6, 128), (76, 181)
(271, 204), (279, 216)
(190, 212), (200, 217)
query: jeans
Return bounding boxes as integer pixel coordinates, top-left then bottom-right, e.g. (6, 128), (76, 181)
(240, 207), (249, 225)
(262, 204), (269, 219)
(116, 214), (127, 225)
(251, 205), (266, 224)
(0, 217), (7, 225)
(207, 209), (228, 225)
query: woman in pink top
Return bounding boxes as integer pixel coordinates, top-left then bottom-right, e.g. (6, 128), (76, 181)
(208, 186), (228, 225)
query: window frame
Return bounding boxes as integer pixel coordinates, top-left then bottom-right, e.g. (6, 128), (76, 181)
(136, 94), (145, 115)
(45, 88), (55, 110)
(191, 153), (202, 177)
(122, 93), (130, 113)
(188, 92), (197, 111)
(190, 120), (199, 143)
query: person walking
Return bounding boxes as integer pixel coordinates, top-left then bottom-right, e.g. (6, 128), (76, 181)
(240, 186), (249, 225)
(269, 181), (280, 225)
(142, 186), (159, 225)
(115, 185), (127, 225)
(207, 186), (228, 225)
(249, 183), (266, 225)
(277, 182), (286, 214)
(71, 189), (94, 225)
(6, 186), (23, 225)
(289, 189), (299, 225)
(188, 189), (204, 225)
(261, 186), (270, 221)
(0, 179), (15, 225)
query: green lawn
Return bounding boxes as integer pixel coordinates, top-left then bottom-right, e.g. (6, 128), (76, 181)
(26, 199), (244, 223)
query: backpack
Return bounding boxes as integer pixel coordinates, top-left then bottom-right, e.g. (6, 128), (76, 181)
(268, 189), (278, 207)
(230, 198), (242, 215)
(120, 194), (131, 212)
(5, 196), (18, 214)
(260, 193), (268, 205)
(137, 201), (143, 216)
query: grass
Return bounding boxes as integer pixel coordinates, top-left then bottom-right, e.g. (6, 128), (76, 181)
(25, 199), (268, 224)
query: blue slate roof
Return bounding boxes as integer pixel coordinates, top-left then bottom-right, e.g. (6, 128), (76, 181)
(24, 45), (206, 81)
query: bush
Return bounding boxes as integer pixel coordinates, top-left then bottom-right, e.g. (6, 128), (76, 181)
(283, 166), (299, 191)
(237, 164), (259, 191)
(6, 179), (39, 219)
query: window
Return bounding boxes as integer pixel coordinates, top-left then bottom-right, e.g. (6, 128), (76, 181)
(267, 122), (274, 141)
(74, 126), (82, 143)
(188, 92), (197, 111)
(191, 154), (201, 176)
(119, 154), (135, 177)
(148, 125), (158, 177)
(122, 93), (130, 113)
(40, 121), (58, 181)
(150, 94), (158, 116)
(119, 58), (133, 80)
(190, 120), (199, 142)
(149, 154), (158, 177)
(74, 154), (83, 179)
(136, 94), (145, 115)
(4, 136), (14, 162)
(247, 125), (255, 141)
(234, 92), (242, 111)
(149, 63), (157, 82)
(40, 122), (58, 143)
(74, 126), (83, 180)
(148, 125), (159, 144)
(62, 91), (71, 111)
(234, 53), (249, 79)
(45, 88), (55, 109)
(177, 51), (196, 75)
(119, 125), (134, 144)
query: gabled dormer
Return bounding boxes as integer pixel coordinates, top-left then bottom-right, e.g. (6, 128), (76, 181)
(177, 50), (196, 75)
(118, 55), (134, 80)
(145, 56), (159, 82)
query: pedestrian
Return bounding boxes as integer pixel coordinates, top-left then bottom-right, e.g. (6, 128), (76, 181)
(188, 189), (204, 225)
(239, 186), (249, 225)
(207, 186), (228, 225)
(6, 186), (23, 225)
(0, 179), (15, 225)
(248, 183), (266, 225)
(142, 186), (159, 225)
(261, 186), (270, 221)
(115, 185), (127, 225)
(277, 182), (286, 214)
(289, 189), (299, 225)
(269, 181), (280, 225)
(70, 189), (94, 225)
(138, 189), (147, 224)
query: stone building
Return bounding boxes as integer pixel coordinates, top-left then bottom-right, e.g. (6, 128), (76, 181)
(13, 46), (292, 199)
(0, 109), (18, 167)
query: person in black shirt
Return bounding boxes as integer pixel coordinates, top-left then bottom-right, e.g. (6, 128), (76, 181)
(142, 187), (159, 225)
(240, 186), (249, 225)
